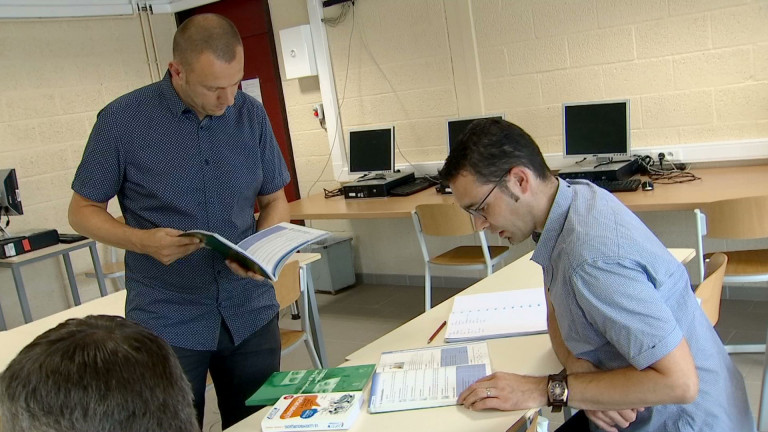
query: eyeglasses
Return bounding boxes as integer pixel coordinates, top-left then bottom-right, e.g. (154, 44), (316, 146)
(464, 173), (507, 220)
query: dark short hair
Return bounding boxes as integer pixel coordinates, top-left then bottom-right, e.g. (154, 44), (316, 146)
(439, 118), (552, 185)
(0, 315), (198, 432)
(173, 13), (242, 69)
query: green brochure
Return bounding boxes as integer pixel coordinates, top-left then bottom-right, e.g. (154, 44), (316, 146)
(246, 364), (376, 406)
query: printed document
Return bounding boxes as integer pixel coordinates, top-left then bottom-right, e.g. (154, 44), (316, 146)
(368, 342), (491, 413)
(445, 288), (547, 343)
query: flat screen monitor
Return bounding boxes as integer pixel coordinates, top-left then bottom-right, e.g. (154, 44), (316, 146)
(348, 126), (395, 174)
(563, 100), (630, 161)
(0, 168), (22, 216)
(446, 114), (505, 153)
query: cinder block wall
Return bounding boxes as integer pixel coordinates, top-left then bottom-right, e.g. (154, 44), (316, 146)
(0, 15), (175, 327)
(269, 0), (768, 282)
(272, 0), (768, 186)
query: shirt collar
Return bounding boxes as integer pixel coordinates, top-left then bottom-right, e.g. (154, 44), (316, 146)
(531, 178), (572, 267)
(159, 70), (192, 118)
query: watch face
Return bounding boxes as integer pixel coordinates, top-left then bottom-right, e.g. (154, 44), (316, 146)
(549, 381), (567, 401)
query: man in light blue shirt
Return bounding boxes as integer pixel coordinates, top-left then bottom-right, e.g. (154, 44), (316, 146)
(444, 119), (754, 431)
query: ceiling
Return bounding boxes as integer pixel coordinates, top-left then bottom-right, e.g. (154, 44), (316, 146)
(0, 0), (218, 18)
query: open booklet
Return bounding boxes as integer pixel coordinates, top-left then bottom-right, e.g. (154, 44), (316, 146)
(444, 288), (547, 343)
(368, 342), (491, 413)
(180, 222), (329, 281)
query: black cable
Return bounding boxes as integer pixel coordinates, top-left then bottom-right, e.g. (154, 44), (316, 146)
(307, 2), (356, 199)
(634, 154), (700, 184)
(323, 187), (343, 198)
(593, 157), (614, 168)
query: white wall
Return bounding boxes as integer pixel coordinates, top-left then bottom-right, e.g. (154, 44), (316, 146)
(268, 0), (768, 285)
(0, 13), (176, 328)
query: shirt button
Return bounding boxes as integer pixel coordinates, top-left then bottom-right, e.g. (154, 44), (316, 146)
(216, 270), (222, 276)
(204, 159), (210, 166)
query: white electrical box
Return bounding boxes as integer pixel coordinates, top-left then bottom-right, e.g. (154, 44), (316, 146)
(279, 25), (318, 80)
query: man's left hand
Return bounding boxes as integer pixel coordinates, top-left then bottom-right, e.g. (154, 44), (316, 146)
(225, 260), (266, 280)
(457, 372), (547, 411)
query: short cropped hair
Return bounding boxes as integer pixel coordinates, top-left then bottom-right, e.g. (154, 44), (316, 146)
(0, 315), (198, 432)
(173, 13), (243, 69)
(439, 118), (553, 185)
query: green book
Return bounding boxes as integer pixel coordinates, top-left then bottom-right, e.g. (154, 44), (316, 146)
(246, 364), (376, 406)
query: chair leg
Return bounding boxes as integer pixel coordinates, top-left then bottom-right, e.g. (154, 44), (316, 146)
(759, 327), (768, 431)
(424, 264), (432, 311)
(304, 336), (322, 369)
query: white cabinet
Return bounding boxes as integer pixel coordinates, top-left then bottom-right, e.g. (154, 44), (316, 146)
(0, 0), (218, 18)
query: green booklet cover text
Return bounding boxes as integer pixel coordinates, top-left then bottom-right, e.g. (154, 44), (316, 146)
(246, 364), (376, 406)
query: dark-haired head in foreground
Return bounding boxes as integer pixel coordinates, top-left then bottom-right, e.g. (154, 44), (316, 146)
(0, 315), (198, 432)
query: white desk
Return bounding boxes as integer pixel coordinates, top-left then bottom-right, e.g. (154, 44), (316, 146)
(0, 289), (126, 372)
(0, 239), (108, 329)
(227, 248), (695, 432)
(0, 253), (326, 371)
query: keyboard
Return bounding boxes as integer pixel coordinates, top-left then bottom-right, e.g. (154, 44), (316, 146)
(592, 178), (642, 192)
(389, 177), (436, 196)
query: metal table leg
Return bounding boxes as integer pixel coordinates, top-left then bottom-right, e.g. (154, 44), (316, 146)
(0, 298), (6, 330)
(301, 264), (328, 367)
(10, 266), (32, 323)
(62, 252), (81, 305)
(88, 243), (108, 297)
(758, 327), (768, 432)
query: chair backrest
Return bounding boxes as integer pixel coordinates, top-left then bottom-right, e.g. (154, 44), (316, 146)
(273, 260), (301, 309)
(413, 203), (476, 237)
(701, 195), (768, 239)
(695, 252), (728, 326)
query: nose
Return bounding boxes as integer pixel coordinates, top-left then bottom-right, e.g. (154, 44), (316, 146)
(219, 87), (236, 106)
(472, 214), (490, 231)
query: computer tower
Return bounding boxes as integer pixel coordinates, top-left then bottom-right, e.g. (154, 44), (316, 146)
(557, 159), (639, 182)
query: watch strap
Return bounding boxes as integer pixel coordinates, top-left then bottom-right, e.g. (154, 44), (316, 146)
(547, 368), (568, 412)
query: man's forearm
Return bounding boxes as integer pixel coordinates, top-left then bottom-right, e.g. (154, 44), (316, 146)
(256, 191), (290, 230)
(68, 194), (144, 253)
(568, 362), (696, 410)
(544, 292), (698, 411)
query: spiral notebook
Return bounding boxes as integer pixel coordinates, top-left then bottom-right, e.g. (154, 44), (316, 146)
(444, 288), (547, 343)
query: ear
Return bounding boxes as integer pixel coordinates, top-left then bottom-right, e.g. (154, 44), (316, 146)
(507, 166), (532, 195)
(168, 60), (183, 80)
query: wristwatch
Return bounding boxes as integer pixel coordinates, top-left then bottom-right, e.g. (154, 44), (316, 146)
(547, 369), (569, 412)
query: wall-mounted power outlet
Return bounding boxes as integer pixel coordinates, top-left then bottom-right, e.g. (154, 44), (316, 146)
(657, 148), (684, 162)
(654, 148), (688, 170)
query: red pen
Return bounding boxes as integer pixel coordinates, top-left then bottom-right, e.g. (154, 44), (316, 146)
(427, 320), (447, 344)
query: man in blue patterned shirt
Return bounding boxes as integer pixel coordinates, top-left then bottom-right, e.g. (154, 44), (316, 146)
(68, 14), (290, 428)
(444, 119), (754, 431)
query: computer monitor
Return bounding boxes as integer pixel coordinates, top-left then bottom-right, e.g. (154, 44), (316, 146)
(348, 126), (395, 175)
(446, 114), (505, 153)
(0, 168), (22, 217)
(563, 100), (630, 162)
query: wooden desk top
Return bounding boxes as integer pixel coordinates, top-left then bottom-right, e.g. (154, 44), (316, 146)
(616, 165), (768, 212)
(288, 165), (768, 219)
(289, 187), (456, 219)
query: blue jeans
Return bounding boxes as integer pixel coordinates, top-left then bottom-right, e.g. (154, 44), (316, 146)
(172, 315), (280, 429)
